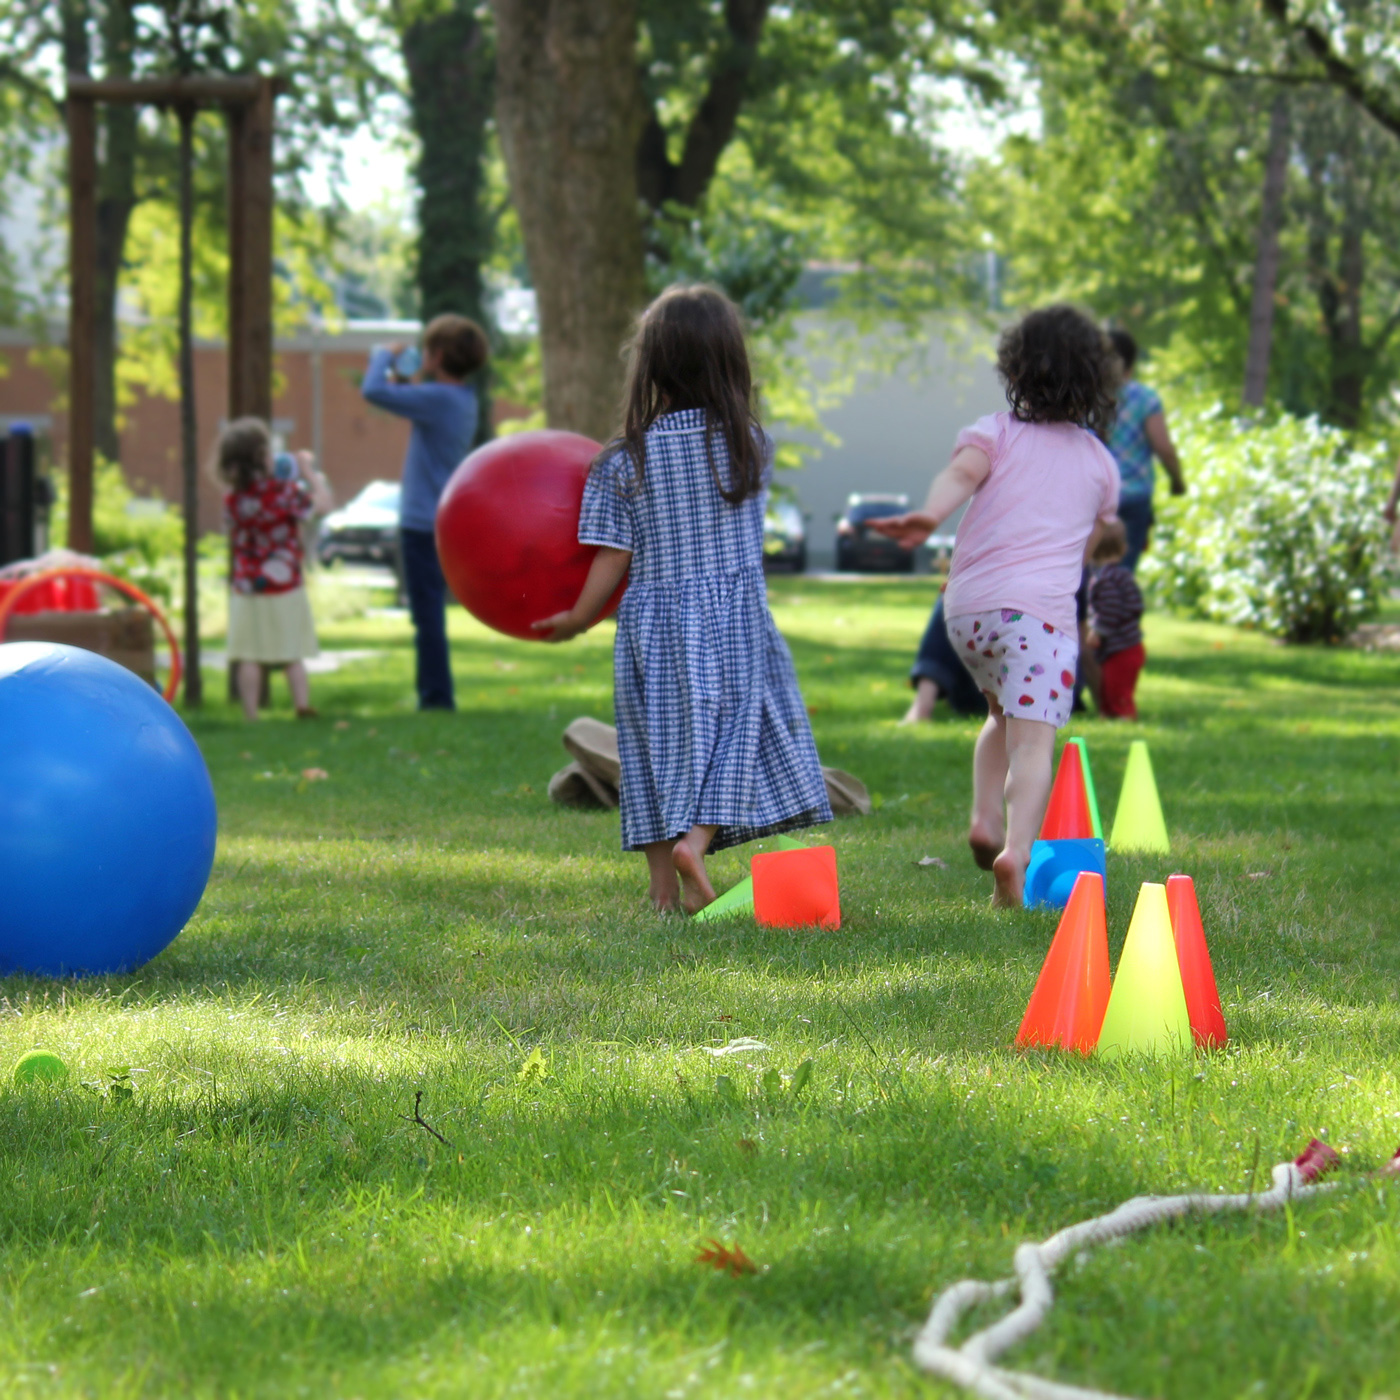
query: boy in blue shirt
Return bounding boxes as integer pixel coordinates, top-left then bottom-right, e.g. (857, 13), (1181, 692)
(361, 315), (488, 709)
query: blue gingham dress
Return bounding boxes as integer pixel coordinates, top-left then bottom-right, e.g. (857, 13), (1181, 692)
(579, 409), (832, 851)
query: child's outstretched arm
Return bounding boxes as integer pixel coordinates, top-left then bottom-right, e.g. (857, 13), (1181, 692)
(869, 445), (991, 549)
(531, 546), (633, 642)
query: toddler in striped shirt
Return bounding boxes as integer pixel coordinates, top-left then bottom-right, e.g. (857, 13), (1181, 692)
(1087, 520), (1145, 719)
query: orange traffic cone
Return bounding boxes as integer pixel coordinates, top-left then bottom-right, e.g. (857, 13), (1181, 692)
(1015, 870), (1110, 1054)
(752, 845), (841, 928)
(1165, 874), (1227, 1049)
(1039, 743), (1095, 841)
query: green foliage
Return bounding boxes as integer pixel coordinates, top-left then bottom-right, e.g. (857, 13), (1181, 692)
(1140, 407), (1393, 641)
(972, 4), (1400, 428)
(48, 457), (183, 602)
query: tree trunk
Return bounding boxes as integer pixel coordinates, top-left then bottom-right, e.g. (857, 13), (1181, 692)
(1242, 94), (1289, 409)
(1329, 214), (1366, 428)
(177, 105), (202, 707)
(492, 0), (647, 442)
(403, 0), (495, 444)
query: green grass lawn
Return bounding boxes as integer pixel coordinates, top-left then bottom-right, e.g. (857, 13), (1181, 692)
(3, 577), (1400, 1399)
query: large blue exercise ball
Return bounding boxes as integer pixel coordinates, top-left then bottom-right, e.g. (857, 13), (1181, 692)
(0, 642), (217, 976)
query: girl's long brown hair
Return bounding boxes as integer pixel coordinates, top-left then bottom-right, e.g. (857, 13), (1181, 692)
(611, 284), (765, 504)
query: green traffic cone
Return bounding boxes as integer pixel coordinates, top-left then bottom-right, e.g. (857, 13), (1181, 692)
(1096, 882), (1192, 1058)
(1109, 740), (1169, 854)
(1068, 737), (1103, 840)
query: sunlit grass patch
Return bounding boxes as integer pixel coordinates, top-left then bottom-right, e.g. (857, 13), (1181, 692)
(3, 579), (1399, 1397)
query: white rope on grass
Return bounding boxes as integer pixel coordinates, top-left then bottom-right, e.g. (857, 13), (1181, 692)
(913, 1142), (1340, 1400)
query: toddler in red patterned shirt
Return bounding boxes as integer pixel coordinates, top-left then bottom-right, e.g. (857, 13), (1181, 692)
(216, 417), (333, 721)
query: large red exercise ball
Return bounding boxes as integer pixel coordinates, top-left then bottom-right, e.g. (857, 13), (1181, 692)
(0, 642), (217, 977)
(435, 429), (628, 641)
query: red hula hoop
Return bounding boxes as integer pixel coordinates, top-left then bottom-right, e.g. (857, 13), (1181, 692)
(0, 567), (184, 704)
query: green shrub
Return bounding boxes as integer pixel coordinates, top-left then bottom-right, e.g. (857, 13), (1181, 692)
(49, 458), (185, 603)
(1140, 407), (1392, 643)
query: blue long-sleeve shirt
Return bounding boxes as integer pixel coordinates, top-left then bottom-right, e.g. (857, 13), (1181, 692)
(360, 348), (479, 533)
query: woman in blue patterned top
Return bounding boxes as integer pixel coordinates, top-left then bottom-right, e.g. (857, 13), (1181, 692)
(533, 285), (831, 913)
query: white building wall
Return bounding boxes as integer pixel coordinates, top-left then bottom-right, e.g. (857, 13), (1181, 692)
(778, 317), (1005, 569)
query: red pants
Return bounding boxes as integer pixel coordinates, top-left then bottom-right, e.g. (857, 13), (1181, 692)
(1099, 643), (1145, 719)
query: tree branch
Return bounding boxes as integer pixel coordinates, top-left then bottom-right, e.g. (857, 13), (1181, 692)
(637, 0), (770, 212)
(1259, 0), (1400, 139)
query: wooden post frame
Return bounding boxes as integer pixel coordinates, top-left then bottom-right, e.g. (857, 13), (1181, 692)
(63, 74), (281, 551)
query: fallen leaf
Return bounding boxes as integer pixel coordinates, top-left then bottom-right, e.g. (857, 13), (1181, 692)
(1248, 870), (1272, 880)
(334, 719), (351, 730)
(916, 855), (949, 868)
(695, 1239), (758, 1277)
(789, 1058), (814, 1095)
(715, 1013), (734, 1022)
(703, 1037), (770, 1057)
(301, 768), (329, 781)
(736, 1138), (759, 1156)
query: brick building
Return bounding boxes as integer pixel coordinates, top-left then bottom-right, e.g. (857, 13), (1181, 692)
(0, 320), (513, 534)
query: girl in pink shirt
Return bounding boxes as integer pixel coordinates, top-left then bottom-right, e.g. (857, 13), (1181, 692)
(875, 306), (1121, 906)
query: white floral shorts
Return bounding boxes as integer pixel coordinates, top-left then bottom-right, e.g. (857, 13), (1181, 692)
(946, 609), (1078, 728)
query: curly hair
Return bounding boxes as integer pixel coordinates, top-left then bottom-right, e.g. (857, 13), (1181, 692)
(996, 305), (1120, 438)
(610, 283), (764, 505)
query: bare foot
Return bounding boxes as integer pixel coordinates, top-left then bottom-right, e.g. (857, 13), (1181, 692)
(968, 817), (1004, 872)
(673, 840), (716, 915)
(651, 893), (680, 914)
(992, 849), (1027, 908)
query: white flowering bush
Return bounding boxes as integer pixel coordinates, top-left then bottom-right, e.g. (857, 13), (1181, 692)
(1140, 407), (1392, 642)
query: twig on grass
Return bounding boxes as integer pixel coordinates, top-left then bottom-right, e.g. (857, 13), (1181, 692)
(401, 1090), (451, 1146)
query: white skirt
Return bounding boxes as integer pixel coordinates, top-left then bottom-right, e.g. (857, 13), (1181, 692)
(227, 585), (320, 664)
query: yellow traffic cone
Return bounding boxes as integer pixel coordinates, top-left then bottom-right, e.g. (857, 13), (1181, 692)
(1109, 740), (1170, 854)
(1096, 882), (1192, 1058)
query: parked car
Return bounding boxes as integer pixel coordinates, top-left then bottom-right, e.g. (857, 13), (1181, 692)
(317, 480), (400, 569)
(835, 493), (914, 572)
(763, 492), (807, 573)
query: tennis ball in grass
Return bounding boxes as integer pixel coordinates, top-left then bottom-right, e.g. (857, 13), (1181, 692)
(13, 1050), (69, 1085)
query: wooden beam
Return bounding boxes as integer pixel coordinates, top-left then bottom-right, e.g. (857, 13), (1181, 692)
(66, 75), (263, 105)
(66, 96), (97, 555)
(226, 101), (247, 419)
(227, 77), (276, 420)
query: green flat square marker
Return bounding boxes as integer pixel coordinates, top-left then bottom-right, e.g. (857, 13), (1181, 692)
(690, 835), (806, 921)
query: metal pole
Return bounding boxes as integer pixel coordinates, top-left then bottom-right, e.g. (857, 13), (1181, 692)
(178, 103), (202, 706)
(66, 96), (98, 554)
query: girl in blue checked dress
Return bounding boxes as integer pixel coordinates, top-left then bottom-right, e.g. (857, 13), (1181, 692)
(533, 285), (831, 912)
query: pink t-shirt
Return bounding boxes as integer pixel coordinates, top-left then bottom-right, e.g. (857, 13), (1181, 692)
(942, 412), (1120, 637)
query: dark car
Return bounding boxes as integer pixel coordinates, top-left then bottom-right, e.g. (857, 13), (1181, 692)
(317, 480), (400, 569)
(763, 493), (807, 573)
(835, 493), (914, 572)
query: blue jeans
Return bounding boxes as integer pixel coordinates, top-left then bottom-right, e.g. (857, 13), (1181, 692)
(400, 527), (454, 710)
(910, 596), (988, 717)
(1118, 494), (1155, 573)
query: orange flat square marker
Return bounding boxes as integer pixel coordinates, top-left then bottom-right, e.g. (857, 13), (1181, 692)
(751, 845), (841, 928)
